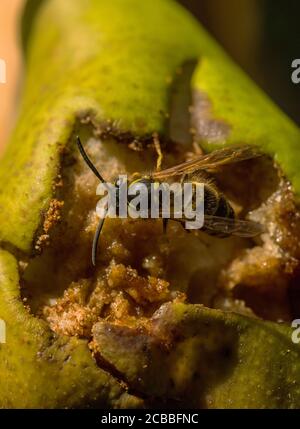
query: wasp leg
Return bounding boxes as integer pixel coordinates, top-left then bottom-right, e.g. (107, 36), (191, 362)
(180, 173), (188, 185)
(92, 212), (107, 266)
(163, 218), (169, 234)
(193, 141), (204, 156)
(130, 172), (142, 181)
(153, 133), (163, 171)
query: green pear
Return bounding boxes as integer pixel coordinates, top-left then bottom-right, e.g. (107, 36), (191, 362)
(0, 0), (299, 408)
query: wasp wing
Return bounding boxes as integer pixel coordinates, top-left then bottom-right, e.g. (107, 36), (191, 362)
(203, 215), (265, 238)
(152, 145), (261, 180)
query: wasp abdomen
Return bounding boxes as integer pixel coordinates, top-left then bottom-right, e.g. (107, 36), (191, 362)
(203, 183), (219, 216)
(214, 194), (235, 219)
(203, 184), (235, 237)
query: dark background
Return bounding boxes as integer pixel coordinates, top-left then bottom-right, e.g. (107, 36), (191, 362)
(180, 0), (300, 125)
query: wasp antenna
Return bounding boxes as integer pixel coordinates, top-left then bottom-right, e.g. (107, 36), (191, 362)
(92, 215), (107, 266)
(76, 136), (106, 183)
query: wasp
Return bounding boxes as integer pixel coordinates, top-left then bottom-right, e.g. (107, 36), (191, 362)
(77, 137), (264, 266)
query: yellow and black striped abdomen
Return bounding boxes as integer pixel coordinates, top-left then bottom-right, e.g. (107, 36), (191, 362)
(202, 183), (235, 237)
(202, 183), (219, 216)
(202, 183), (235, 219)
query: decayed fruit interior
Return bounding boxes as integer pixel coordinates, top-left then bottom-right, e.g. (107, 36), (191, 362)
(19, 118), (300, 354)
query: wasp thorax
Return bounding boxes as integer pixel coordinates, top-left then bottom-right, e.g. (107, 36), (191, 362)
(127, 178), (153, 204)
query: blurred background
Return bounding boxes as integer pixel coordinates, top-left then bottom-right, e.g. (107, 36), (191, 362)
(0, 0), (299, 154)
